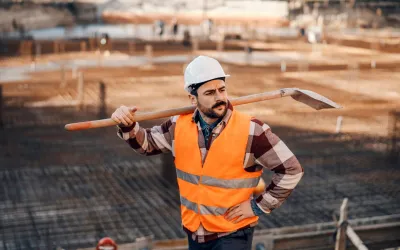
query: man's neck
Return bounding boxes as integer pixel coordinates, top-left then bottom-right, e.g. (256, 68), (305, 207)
(198, 111), (218, 125)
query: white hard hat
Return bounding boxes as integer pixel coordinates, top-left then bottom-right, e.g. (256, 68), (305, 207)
(184, 55), (230, 93)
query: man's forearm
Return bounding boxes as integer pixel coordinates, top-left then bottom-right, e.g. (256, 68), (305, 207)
(117, 119), (174, 156)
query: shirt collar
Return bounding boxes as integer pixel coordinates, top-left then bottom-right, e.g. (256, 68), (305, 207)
(198, 111), (221, 130)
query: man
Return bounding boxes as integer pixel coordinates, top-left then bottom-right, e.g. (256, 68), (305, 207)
(111, 56), (303, 250)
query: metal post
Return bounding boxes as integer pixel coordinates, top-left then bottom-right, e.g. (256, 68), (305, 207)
(53, 41), (59, 54)
(60, 41), (65, 53)
(60, 65), (67, 88)
(80, 41), (87, 52)
(370, 60), (376, 69)
(0, 85), (3, 129)
(77, 72), (84, 110)
(244, 42), (252, 66)
(192, 39), (199, 53)
(27, 41), (32, 58)
(19, 41), (27, 56)
(145, 44), (154, 68)
(98, 81), (106, 119)
(335, 198), (348, 250)
(35, 43), (41, 58)
(336, 116), (343, 134)
(89, 38), (95, 51)
(19, 41), (24, 56)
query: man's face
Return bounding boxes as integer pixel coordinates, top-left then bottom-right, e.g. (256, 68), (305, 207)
(194, 79), (228, 119)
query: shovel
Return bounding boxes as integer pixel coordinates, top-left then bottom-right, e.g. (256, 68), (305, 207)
(64, 88), (341, 131)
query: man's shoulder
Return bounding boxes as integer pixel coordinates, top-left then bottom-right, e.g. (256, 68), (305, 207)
(159, 115), (181, 134)
(249, 117), (271, 135)
(173, 113), (193, 123)
(163, 114), (193, 130)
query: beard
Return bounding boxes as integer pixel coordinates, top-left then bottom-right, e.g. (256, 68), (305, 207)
(197, 101), (228, 119)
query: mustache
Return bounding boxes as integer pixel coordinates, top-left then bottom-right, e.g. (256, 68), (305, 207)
(212, 101), (227, 109)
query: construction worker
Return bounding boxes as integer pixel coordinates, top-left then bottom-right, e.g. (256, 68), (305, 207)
(111, 56), (304, 250)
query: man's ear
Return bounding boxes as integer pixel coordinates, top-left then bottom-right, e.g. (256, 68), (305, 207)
(188, 94), (197, 105)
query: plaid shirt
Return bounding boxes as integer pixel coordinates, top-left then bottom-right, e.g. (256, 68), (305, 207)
(118, 101), (303, 243)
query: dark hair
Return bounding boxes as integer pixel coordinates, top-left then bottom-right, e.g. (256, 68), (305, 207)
(189, 77), (226, 96)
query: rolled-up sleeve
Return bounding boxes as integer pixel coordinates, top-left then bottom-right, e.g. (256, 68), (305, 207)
(117, 116), (178, 156)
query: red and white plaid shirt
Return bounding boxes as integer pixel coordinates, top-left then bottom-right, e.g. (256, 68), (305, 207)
(118, 101), (304, 243)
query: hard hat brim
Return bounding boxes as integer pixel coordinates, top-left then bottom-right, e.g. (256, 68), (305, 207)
(186, 75), (230, 92)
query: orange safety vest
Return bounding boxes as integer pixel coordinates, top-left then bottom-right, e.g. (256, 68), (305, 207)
(174, 110), (262, 233)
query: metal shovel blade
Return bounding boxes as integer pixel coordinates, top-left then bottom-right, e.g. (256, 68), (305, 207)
(290, 88), (342, 110)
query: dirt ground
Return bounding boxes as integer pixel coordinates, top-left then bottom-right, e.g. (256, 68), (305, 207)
(1, 41), (400, 137)
(1, 39), (400, 250)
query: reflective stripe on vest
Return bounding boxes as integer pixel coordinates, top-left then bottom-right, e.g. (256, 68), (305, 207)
(176, 168), (260, 189)
(181, 196), (228, 216)
(180, 196), (198, 213)
(176, 168), (200, 185)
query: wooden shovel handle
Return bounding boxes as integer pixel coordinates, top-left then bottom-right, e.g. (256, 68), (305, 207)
(64, 106), (195, 131)
(65, 89), (296, 131)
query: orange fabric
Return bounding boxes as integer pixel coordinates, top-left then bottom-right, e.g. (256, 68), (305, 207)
(174, 110), (262, 233)
(201, 214), (257, 232)
(181, 205), (200, 231)
(199, 185), (254, 208)
(177, 178), (198, 199)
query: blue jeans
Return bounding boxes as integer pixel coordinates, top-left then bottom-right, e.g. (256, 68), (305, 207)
(188, 227), (254, 250)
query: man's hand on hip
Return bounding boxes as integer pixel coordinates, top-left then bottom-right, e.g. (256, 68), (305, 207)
(224, 200), (254, 224)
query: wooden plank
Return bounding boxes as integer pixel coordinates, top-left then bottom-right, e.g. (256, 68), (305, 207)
(335, 198), (348, 250)
(346, 226), (368, 250)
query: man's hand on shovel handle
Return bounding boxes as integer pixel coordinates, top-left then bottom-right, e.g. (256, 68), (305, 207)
(111, 106), (138, 127)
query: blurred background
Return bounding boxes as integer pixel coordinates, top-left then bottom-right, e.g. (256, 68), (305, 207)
(0, 0), (399, 249)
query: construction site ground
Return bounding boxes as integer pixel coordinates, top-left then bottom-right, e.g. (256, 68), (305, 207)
(0, 39), (399, 249)
(2, 40), (400, 136)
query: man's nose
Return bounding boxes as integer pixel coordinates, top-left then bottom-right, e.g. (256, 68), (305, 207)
(215, 90), (224, 100)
